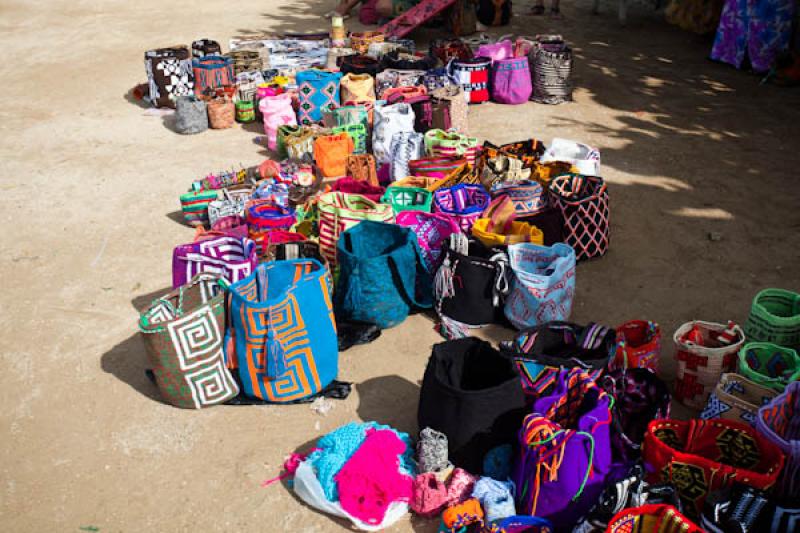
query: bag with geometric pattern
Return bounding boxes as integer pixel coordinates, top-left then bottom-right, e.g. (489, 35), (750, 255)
(549, 173), (609, 261)
(138, 272), (239, 408)
(227, 259), (339, 403)
(296, 70), (343, 125)
(700, 372), (778, 427)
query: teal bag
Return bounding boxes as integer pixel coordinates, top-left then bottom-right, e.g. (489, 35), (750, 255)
(334, 221), (432, 328)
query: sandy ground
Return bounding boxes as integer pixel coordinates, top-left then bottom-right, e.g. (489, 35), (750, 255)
(1, 0), (799, 530)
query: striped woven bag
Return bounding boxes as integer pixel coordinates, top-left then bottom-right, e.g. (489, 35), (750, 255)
(317, 192), (394, 266)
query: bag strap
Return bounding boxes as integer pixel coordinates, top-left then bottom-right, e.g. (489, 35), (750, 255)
(387, 238), (433, 309)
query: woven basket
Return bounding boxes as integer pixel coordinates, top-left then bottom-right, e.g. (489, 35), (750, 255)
(207, 98), (235, 129)
(228, 50), (263, 75)
(673, 320), (745, 410)
(744, 289), (800, 350)
(738, 342), (800, 392)
(350, 31), (384, 54)
(700, 372), (778, 426)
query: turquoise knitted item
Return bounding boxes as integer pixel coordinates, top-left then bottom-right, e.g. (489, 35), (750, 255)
(308, 422), (416, 502)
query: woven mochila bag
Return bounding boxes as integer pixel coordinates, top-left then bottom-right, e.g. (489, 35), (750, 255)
(227, 259), (339, 403)
(314, 133), (355, 177)
(448, 57), (491, 104)
(512, 368), (613, 530)
(673, 320), (745, 409)
(191, 38), (221, 58)
(345, 154), (379, 186)
(296, 70), (342, 125)
(529, 36), (573, 105)
(228, 49), (263, 75)
(700, 372), (778, 427)
(390, 131), (425, 181)
(340, 73), (376, 103)
(373, 103), (416, 165)
(424, 129), (480, 166)
(207, 97), (235, 129)
(408, 156), (467, 180)
(138, 272), (239, 409)
(491, 56), (532, 105)
(144, 46), (194, 108)
(737, 341), (800, 392)
(381, 185), (433, 214)
(432, 183), (491, 234)
(175, 95), (208, 134)
(642, 418), (785, 516)
(612, 320), (662, 372)
(549, 173), (609, 261)
(744, 288), (800, 350)
(192, 55), (234, 96)
(179, 189), (217, 227)
(756, 381), (800, 501)
(332, 123), (367, 156)
(317, 192), (394, 267)
(606, 504), (703, 533)
(491, 181), (547, 217)
(395, 211), (460, 271)
(172, 234), (258, 289)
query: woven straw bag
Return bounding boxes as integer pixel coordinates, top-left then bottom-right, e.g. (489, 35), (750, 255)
(673, 320), (745, 409)
(317, 192), (394, 266)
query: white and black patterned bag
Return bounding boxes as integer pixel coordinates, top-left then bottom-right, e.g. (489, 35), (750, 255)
(144, 47), (195, 108)
(529, 35), (573, 105)
(390, 131), (425, 181)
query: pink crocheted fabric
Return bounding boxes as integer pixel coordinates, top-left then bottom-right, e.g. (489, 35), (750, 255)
(412, 473), (449, 516)
(335, 428), (413, 524)
(446, 468), (476, 504)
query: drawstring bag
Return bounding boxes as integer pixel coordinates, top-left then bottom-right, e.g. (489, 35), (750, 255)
(207, 97), (235, 129)
(612, 320), (662, 372)
(382, 186), (433, 214)
(373, 103), (416, 165)
(192, 55), (234, 96)
(317, 192), (394, 266)
(431, 85), (469, 133)
(491, 56), (532, 104)
(512, 368), (613, 529)
(744, 289), (800, 350)
(529, 36), (573, 104)
(341, 73), (376, 102)
(607, 504), (703, 533)
(333, 124), (367, 155)
(599, 368), (671, 465)
(179, 189), (217, 226)
(476, 40), (514, 63)
(673, 320), (745, 409)
(501, 321), (616, 397)
(175, 95), (208, 134)
(296, 70), (342, 125)
(340, 54), (381, 76)
(448, 57), (491, 104)
(350, 31), (385, 54)
(424, 129), (480, 166)
(191, 38), (221, 58)
(144, 46), (194, 108)
(492, 181), (547, 216)
(642, 418), (785, 516)
(335, 221), (432, 329)
(418, 337), (528, 473)
(390, 131), (425, 181)
(395, 211), (460, 271)
(434, 235), (510, 337)
(700, 372), (778, 427)
(138, 272), (239, 409)
(756, 381), (800, 500)
(346, 154), (379, 186)
(260, 93), (297, 151)
(228, 259), (339, 402)
(504, 243), (576, 330)
(737, 342), (800, 392)
(171, 234), (258, 288)
(314, 133), (355, 177)
(432, 183), (490, 233)
(549, 173), (609, 261)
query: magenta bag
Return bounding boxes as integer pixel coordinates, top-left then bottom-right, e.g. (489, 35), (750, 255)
(476, 39), (513, 63)
(396, 211), (461, 271)
(172, 235), (258, 288)
(433, 184), (491, 234)
(491, 57), (532, 105)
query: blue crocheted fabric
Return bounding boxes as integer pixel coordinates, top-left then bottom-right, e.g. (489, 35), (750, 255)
(308, 421), (416, 502)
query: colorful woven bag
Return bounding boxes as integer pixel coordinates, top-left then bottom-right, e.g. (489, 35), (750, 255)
(317, 192), (394, 266)
(395, 211), (460, 271)
(280, 126), (317, 161)
(504, 243), (576, 330)
(330, 177), (386, 202)
(373, 103), (416, 165)
(144, 46), (194, 108)
(500, 321), (616, 397)
(138, 272), (239, 409)
(179, 189), (218, 226)
(428, 162), (481, 191)
(756, 381), (800, 500)
(296, 70), (342, 125)
(340, 73), (376, 102)
(350, 31), (384, 54)
(332, 123), (367, 155)
(192, 55), (234, 96)
(227, 259), (339, 402)
(390, 131), (425, 181)
(418, 337), (527, 473)
(314, 133), (355, 177)
(425, 129), (480, 166)
(491, 56), (532, 104)
(737, 342), (800, 392)
(471, 218), (544, 247)
(549, 173), (609, 261)
(322, 103), (370, 130)
(606, 504), (703, 533)
(335, 221), (432, 329)
(430, 85), (469, 133)
(432, 183), (491, 233)
(700, 372), (778, 426)
(612, 320), (662, 372)
(207, 188), (251, 227)
(491, 181), (547, 216)
(175, 95), (208, 134)
(191, 38), (221, 58)
(345, 154), (379, 186)
(513, 368), (613, 530)
(408, 156), (466, 180)
(448, 57), (491, 104)
(642, 418), (785, 516)
(382, 186), (433, 214)
(259, 92), (297, 151)
(528, 36), (573, 104)
(171, 234), (257, 289)
(744, 289), (800, 350)
(246, 200), (297, 241)
(673, 320), (745, 409)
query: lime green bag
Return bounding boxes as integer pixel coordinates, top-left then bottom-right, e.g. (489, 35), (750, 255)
(381, 186), (433, 214)
(744, 289), (800, 350)
(738, 342), (800, 392)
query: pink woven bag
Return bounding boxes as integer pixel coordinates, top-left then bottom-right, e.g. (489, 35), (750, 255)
(396, 211), (461, 271)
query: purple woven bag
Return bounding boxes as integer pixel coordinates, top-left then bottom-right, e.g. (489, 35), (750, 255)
(491, 57), (532, 105)
(395, 211), (461, 271)
(433, 183), (491, 234)
(172, 235), (258, 288)
(513, 368), (612, 530)
(756, 381), (800, 501)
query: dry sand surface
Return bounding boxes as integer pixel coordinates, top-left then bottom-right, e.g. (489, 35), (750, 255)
(1, 0), (799, 530)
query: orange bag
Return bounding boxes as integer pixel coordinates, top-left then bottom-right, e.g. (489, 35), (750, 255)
(313, 133), (355, 178)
